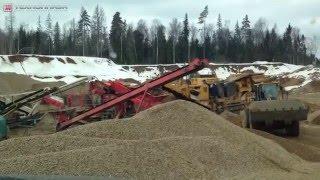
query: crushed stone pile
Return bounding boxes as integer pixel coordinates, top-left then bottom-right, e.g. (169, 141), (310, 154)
(0, 100), (319, 179)
(308, 110), (320, 125)
(251, 129), (320, 162)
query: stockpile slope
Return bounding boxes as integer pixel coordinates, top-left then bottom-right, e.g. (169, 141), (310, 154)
(0, 100), (318, 179)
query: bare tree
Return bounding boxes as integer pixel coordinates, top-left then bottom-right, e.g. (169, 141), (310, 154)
(253, 18), (267, 45)
(169, 18), (181, 63)
(5, 11), (15, 54)
(91, 5), (106, 57)
(151, 19), (161, 64)
(190, 25), (198, 42)
(0, 29), (6, 54)
(306, 36), (318, 56)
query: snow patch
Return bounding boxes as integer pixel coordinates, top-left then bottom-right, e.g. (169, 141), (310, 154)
(0, 55), (319, 91)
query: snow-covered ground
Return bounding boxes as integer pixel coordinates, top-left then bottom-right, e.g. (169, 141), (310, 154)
(0, 55), (319, 90)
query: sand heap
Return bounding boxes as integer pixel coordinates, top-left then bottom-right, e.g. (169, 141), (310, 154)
(0, 72), (40, 94)
(0, 100), (318, 179)
(0, 72), (64, 94)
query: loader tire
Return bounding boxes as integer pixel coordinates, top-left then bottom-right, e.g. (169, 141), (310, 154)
(286, 121), (300, 137)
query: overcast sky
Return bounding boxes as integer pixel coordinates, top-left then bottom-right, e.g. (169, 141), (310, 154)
(1, 0), (320, 55)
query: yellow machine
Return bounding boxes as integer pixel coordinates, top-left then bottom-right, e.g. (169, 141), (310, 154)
(165, 72), (308, 136)
(164, 76), (217, 107)
(164, 73), (265, 113)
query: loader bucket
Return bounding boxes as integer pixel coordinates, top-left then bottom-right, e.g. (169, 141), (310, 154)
(247, 99), (309, 124)
(242, 99), (309, 136)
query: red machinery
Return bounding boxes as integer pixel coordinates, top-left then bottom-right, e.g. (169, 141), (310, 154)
(47, 58), (208, 130)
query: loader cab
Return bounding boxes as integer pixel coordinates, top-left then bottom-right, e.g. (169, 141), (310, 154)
(254, 83), (280, 101)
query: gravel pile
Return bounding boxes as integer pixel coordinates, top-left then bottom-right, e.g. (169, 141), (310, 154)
(251, 129), (320, 162)
(0, 100), (318, 179)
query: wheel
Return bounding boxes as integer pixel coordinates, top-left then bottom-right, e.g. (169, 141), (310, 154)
(240, 110), (249, 128)
(286, 121), (300, 137)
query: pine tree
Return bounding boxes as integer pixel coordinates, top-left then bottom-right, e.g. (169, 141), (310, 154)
(53, 22), (61, 55)
(110, 12), (124, 63)
(217, 14), (226, 57)
(101, 26), (110, 57)
(124, 25), (136, 64)
(78, 7), (91, 56)
(157, 25), (167, 64)
(230, 22), (242, 62)
(198, 5), (209, 58)
(283, 24), (293, 63)
(45, 13), (53, 55)
(241, 15), (254, 62)
(177, 14), (190, 62)
(33, 16), (42, 54)
(217, 14), (222, 32)
(17, 25), (28, 53)
(299, 35), (307, 65)
(241, 15), (251, 42)
(269, 25), (279, 61)
(189, 25), (200, 59)
(262, 29), (271, 60)
(234, 21), (241, 42)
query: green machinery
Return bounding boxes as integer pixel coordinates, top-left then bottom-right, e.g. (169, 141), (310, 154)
(241, 82), (309, 136)
(0, 88), (58, 139)
(0, 77), (89, 140)
(0, 116), (7, 140)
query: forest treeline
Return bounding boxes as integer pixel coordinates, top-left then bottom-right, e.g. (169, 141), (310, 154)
(0, 5), (318, 65)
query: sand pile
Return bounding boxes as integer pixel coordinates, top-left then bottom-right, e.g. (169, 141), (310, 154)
(0, 72), (40, 94)
(251, 129), (320, 162)
(0, 72), (64, 94)
(0, 100), (318, 179)
(308, 110), (320, 125)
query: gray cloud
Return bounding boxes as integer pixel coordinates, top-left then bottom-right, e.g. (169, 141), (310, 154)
(1, 0), (319, 56)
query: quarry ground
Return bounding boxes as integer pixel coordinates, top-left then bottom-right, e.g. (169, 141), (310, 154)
(1, 70), (320, 179)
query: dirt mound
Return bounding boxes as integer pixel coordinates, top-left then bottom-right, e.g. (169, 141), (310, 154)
(66, 57), (77, 64)
(308, 110), (320, 125)
(0, 100), (318, 179)
(8, 55), (28, 63)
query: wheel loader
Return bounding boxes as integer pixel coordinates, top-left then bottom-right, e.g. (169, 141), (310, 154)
(165, 73), (309, 136)
(240, 82), (308, 136)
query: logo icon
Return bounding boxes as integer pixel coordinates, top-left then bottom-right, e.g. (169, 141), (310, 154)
(3, 4), (13, 12)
